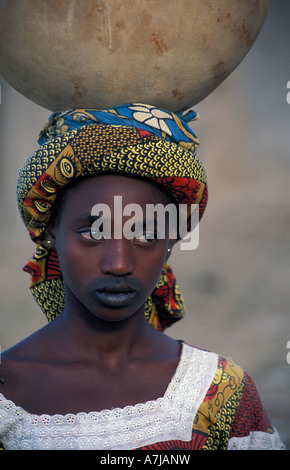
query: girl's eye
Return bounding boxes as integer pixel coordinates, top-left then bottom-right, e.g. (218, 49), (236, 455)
(78, 227), (157, 243)
(79, 229), (104, 241)
(134, 231), (157, 243)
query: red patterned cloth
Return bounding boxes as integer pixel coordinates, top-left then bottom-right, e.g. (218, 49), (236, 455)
(138, 349), (283, 450)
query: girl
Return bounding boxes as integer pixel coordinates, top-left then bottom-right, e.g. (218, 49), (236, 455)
(0, 105), (285, 450)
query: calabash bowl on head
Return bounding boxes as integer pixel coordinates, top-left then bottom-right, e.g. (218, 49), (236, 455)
(0, 0), (270, 112)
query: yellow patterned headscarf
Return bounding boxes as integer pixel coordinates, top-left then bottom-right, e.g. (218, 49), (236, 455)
(17, 104), (208, 331)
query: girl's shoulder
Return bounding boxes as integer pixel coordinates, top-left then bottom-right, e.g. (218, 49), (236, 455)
(0, 324), (55, 403)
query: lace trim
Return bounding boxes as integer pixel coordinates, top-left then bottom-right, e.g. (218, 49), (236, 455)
(0, 344), (217, 450)
(227, 430), (286, 450)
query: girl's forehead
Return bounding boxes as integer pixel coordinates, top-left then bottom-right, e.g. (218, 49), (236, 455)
(64, 174), (172, 207)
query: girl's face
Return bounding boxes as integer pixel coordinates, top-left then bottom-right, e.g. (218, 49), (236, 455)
(50, 174), (174, 324)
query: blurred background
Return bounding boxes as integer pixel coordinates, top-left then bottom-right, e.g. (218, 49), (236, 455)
(0, 0), (289, 448)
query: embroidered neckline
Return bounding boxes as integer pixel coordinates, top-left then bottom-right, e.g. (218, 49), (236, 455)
(0, 344), (218, 450)
(0, 342), (186, 420)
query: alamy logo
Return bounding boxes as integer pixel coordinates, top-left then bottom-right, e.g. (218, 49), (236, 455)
(286, 81), (290, 104)
(90, 196), (200, 250)
(287, 341), (290, 365)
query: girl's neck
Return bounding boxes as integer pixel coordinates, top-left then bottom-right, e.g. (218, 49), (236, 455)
(49, 302), (160, 365)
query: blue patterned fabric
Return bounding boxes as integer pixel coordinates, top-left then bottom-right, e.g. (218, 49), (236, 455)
(38, 104), (199, 155)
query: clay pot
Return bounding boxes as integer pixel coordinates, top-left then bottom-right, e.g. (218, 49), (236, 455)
(0, 0), (270, 112)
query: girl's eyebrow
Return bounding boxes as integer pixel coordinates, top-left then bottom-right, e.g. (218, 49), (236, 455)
(73, 213), (101, 224)
(73, 213), (162, 229)
(89, 214), (102, 224)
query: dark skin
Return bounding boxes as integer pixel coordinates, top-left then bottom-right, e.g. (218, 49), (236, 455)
(0, 175), (181, 415)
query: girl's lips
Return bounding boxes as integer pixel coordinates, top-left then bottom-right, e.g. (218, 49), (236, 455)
(94, 290), (137, 307)
(93, 280), (141, 307)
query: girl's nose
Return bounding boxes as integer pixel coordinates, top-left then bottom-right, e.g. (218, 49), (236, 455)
(100, 239), (134, 276)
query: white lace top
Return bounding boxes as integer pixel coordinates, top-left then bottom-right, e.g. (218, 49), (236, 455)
(0, 344), (218, 450)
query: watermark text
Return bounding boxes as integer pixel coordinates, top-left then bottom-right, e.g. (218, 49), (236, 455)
(90, 196), (199, 250)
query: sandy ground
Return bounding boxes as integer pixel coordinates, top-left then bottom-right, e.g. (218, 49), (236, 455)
(0, 1), (289, 449)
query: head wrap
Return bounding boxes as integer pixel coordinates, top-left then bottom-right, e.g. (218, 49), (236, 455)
(17, 104), (208, 331)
